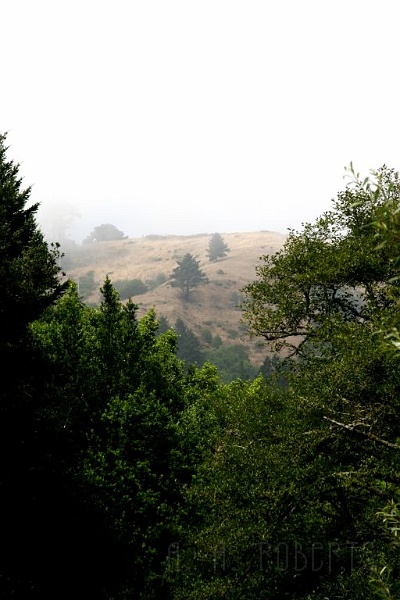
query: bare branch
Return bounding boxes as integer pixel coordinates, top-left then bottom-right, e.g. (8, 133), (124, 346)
(323, 416), (400, 452)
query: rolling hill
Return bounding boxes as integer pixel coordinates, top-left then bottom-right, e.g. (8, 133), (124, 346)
(63, 230), (288, 367)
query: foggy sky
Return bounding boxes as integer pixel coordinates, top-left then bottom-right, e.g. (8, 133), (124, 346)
(1, 0), (399, 244)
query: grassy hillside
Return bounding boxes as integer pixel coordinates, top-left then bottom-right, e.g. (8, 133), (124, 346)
(63, 230), (287, 366)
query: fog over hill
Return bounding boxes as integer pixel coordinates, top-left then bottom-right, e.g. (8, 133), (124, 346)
(37, 199), (292, 246)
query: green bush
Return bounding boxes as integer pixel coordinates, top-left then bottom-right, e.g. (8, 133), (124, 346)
(77, 271), (97, 300)
(200, 328), (213, 344)
(146, 272), (167, 290)
(205, 344), (258, 382)
(212, 334), (223, 348)
(113, 278), (148, 299)
(226, 328), (239, 339)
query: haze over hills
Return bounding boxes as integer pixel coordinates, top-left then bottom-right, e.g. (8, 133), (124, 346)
(63, 230), (288, 366)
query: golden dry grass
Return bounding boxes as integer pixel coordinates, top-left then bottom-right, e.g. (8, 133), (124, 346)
(65, 231), (287, 366)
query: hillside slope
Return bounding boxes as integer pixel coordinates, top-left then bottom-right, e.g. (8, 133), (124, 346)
(64, 231), (287, 366)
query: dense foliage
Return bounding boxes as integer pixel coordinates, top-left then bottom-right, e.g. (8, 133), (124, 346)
(113, 277), (149, 299)
(174, 317), (206, 369)
(1, 134), (399, 599)
(169, 165), (400, 599)
(204, 343), (259, 382)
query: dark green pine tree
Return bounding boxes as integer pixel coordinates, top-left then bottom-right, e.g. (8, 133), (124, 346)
(0, 133), (74, 598)
(206, 232), (230, 262)
(31, 279), (188, 599)
(170, 252), (208, 300)
(157, 314), (171, 335)
(0, 134), (66, 353)
(175, 317), (205, 369)
(0, 130), (67, 436)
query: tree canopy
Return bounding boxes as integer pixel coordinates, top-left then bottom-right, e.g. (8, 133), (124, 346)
(168, 165), (400, 599)
(83, 223), (127, 243)
(242, 165), (399, 354)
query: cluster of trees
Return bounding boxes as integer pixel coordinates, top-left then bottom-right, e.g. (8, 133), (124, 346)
(1, 132), (399, 600)
(79, 228), (229, 301)
(158, 316), (259, 381)
(164, 165), (400, 599)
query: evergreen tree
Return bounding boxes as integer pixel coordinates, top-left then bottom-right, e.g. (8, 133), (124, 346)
(206, 232), (230, 261)
(0, 133), (67, 354)
(157, 314), (171, 335)
(0, 132), (70, 597)
(170, 253), (208, 300)
(32, 279), (189, 598)
(174, 317), (205, 369)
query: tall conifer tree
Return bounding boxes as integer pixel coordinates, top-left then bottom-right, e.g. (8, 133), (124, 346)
(0, 133), (68, 597)
(170, 253), (208, 299)
(206, 232), (230, 261)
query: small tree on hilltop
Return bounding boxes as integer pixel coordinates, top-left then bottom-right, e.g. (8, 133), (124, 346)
(207, 232), (230, 262)
(83, 223), (126, 243)
(170, 253), (208, 300)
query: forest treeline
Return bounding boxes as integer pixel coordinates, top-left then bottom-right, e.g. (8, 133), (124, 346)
(1, 132), (399, 599)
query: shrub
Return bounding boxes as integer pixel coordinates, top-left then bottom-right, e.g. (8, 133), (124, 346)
(113, 279), (148, 299)
(200, 328), (213, 344)
(78, 271), (97, 300)
(146, 272), (167, 290)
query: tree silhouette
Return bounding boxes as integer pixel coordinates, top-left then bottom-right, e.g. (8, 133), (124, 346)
(170, 253), (208, 300)
(207, 232), (230, 262)
(0, 132), (70, 597)
(83, 223), (126, 243)
(174, 318), (205, 368)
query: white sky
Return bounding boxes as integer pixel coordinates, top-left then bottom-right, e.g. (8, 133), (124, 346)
(1, 0), (399, 242)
